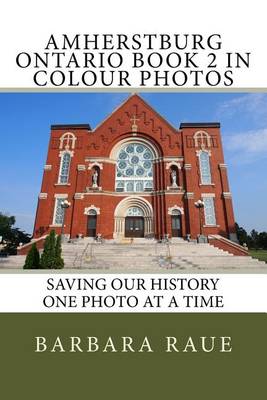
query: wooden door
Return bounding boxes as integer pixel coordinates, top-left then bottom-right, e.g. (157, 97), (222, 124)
(171, 215), (182, 237)
(125, 217), (144, 238)
(87, 215), (97, 237)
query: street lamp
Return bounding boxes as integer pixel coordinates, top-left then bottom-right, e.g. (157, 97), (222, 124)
(61, 200), (71, 238)
(194, 199), (205, 236)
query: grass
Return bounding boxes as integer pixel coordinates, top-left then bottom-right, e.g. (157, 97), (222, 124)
(249, 249), (267, 263)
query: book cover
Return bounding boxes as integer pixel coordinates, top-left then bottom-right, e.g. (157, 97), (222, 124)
(0, 1), (266, 398)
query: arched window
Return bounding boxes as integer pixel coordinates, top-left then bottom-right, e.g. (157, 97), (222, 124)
(194, 131), (211, 148)
(126, 207), (144, 217)
(87, 209), (97, 237)
(115, 143), (154, 192)
(88, 209), (97, 216)
(59, 152), (71, 184)
(199, 151), (211, 184)
(171, 209), (182, 237)
(171, 209), (181, 216)
(53, 198), (65, 225)
(60, 132), (76, 150)
(203, 197), (216, 226)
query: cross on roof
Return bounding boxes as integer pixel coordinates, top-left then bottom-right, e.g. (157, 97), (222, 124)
(130, 114), (140, 135)
(130, 115), (140, 125)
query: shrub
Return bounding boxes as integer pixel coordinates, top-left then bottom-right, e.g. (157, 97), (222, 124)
(23, 243), (40, 269)
(54, 234), (64, 269)
(40, 230), (64, 269)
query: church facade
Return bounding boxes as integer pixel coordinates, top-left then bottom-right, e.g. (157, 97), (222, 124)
(33, 94), (237, 242)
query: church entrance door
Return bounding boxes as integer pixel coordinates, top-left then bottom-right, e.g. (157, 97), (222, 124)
(125, 217), (144, 238)
(87, 214), (97, 237)
(171, 214), (182, 237)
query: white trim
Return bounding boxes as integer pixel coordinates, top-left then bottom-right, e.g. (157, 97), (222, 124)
(219, 163), (227, 169)
(168, 205), (184, 215)
(44, 165), (52, 170)
(223, 192), (232, 198)
(80, 190), (184, 197)
(74, 193), (84, 199)
(163, 156), (184, 162)
(166, 161), (181, 170)
(202, 193), (216, 198)
(88, 162), (103, 170)
(77, 164), (86, 171)
(184, 192), (194, 199)
(59, 132), (77, 150)
(166, 186), (182, 191)
(85, 157), (116, 164)
(84, 205), (100, 215)
(184, 164), (192, 170)
(194, 130), (211, 148)
(38, 193), (47, 199)
(54, 194), (68, 198)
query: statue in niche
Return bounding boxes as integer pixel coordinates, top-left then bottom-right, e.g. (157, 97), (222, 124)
(171, 169), (178, 188)
(92, 170), (98, 188)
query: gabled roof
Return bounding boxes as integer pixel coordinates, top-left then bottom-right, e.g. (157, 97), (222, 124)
(93, 93), (178, 132)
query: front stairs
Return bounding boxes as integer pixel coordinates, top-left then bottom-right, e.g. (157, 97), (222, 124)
(1, 237), (265, 272)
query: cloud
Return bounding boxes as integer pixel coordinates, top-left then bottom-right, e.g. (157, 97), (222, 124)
(224, 128), (267, 165)
(217, 93), (267, 121)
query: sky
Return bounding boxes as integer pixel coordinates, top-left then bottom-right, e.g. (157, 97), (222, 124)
(0, 92), (266, 235)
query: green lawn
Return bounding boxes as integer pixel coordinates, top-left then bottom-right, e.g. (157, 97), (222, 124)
(249, 249), (267, 263)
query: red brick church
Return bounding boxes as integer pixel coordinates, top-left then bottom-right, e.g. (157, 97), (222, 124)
(32, 94), (237, 243)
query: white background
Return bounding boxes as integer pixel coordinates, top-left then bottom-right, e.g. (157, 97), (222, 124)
(0, 0), (266, 88)
(0, 274), (266, 312)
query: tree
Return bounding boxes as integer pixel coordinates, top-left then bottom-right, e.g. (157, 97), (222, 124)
(250, 229), (259, 249)
(257, 232), (267, 250)
(40, 230), (56, 269)
(235, 223), (249, 246)
(23, 243), (40, 269)
(0, 212), (31, 255)
(40, 230), (64, 269)
(54, 235), (64, 269)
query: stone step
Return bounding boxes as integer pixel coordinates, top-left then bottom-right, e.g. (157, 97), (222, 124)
(0, 241), (266, 272)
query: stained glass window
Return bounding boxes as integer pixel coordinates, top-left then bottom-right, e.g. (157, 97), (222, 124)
(54, 198), (65, 225)
(126, 207), (144, 216)
(88, 209), (97, 216)
(59, 152), (71, 183)
(116, 143), (153, 192)
(172, 209), (181, 216)
(203, 197), (216, 226)
(199, 151), (211, 184)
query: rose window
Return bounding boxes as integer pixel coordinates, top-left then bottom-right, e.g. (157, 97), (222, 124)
(116, 143), (154, 192)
